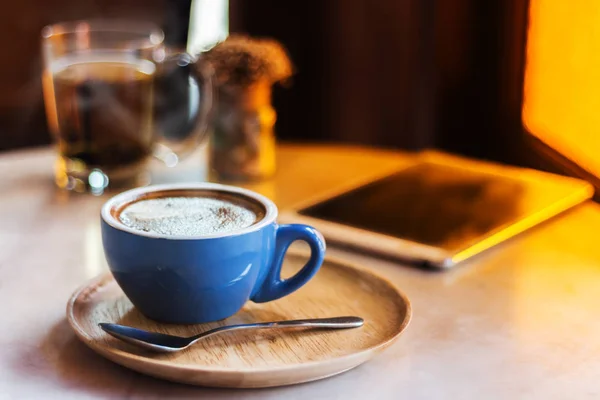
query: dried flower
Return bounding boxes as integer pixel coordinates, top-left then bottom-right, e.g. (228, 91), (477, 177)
(201, 34), (293, 89)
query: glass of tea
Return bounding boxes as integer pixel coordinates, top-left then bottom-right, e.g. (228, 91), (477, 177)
(41, 20), (212, 194)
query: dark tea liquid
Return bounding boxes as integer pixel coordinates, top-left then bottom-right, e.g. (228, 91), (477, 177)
(44, 54), (156, 171)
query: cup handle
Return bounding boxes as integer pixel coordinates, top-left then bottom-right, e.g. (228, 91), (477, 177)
(153, 51), (214, 165)
(251, 224), (326, 303)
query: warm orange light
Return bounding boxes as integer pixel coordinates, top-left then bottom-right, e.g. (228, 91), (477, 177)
(523, 1), (600, 177)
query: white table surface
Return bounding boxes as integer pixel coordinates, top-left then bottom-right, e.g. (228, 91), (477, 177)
(1, 144), (600, 400)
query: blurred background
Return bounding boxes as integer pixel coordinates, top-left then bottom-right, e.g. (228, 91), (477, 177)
(1, 0), (597, 189)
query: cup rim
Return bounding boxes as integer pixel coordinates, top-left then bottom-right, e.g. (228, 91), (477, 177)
(101, 183), (278, 240)
(41, 19), (165, 50)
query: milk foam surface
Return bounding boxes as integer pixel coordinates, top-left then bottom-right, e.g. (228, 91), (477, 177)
(119, 197), (257, 236)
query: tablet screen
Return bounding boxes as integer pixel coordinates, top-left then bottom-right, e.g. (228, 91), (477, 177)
(298, 161), (556, 251)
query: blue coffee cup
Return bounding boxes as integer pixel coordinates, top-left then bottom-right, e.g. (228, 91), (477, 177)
(100, 183), (326, 324)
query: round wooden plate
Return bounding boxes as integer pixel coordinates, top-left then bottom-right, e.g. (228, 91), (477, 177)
(66, 252), (411, 388)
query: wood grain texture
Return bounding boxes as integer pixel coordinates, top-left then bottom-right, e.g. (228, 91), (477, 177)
(66, 251), (411, 388)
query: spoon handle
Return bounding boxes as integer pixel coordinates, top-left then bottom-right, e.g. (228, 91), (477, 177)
(269, 316), (364, 328)
(192, 316), (364, 341)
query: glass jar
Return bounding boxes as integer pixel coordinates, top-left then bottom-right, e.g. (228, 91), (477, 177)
(209, 79), (276, 181)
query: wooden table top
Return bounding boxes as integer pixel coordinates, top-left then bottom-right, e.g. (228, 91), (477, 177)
(1, 143), (599, 399)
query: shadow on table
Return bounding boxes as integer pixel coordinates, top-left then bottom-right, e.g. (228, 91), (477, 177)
(10, 319), (251, 398)
(11, 318), (356, 398)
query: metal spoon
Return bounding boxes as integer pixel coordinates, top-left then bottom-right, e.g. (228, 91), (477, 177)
(99, 316), (364, 353)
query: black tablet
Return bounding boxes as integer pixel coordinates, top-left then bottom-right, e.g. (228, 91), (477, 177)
(282, 151), (593, 268)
